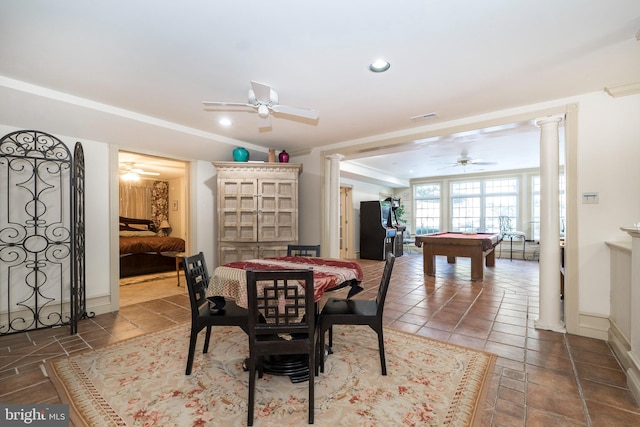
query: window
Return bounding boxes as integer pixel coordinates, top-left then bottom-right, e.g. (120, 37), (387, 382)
(414, 183), (440, 234)
(531, 174), (565, 240)
(451, 178), (519, 233)
(451, 181), (481, 232)
(485, 178), (519, 233)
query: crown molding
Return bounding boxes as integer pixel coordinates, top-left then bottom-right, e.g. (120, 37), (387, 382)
(604, 81), (640, 98)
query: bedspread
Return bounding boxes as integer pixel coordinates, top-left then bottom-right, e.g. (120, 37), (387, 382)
(119, 235), (185, 255)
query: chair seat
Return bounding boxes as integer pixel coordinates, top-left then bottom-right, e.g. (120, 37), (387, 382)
(200, 300), (248, 318)
(504, 231), (526, 238)
(322, 298), (377, 316)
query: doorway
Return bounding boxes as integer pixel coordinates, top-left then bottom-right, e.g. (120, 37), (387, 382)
(117, 151), (189, 306)
(339, 186), (353, 259)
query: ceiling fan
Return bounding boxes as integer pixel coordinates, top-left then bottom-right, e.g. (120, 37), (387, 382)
(119, 162), (160, 181)
(203, 80), (319, 128)
(439, 152), (498, 170)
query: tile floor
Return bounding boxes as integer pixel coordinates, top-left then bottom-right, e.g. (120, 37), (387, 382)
(1, 253), (639, 426)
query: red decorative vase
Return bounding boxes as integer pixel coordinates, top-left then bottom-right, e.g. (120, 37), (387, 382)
(278, 150), (289, 163)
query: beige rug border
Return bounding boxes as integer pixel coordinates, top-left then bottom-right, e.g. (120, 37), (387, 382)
(385, 327), (496, 427)
(46, 323), (497, 427)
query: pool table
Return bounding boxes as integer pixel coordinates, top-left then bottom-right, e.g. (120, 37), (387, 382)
(415, 232), (503, 281)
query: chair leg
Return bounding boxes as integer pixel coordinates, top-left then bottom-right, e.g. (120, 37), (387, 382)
(319, 324), (326, 373)
(308, 350), (315, 424)
(248, 356), (256, 426)
(202, 325), (212, 354)
(315, 330), (321, 376)
(377, 327), (387, 376)
(328, 325), (333, 347)
(185, 329), (199, 375)
(510, 236), (514, 261)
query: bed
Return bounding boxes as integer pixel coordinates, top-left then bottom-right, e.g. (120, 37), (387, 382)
(119, 216), (186, 278)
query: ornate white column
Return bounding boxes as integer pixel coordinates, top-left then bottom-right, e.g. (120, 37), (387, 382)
(323, 154), (343, 258)
(535, 116), (566, 332)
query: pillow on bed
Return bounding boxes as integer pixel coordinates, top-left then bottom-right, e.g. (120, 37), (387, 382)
(119, 230), (158, 237)
(129, 223), (150, 231)
(120, 223), (151, 231)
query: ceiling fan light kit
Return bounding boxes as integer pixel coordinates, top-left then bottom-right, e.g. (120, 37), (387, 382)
(119, 162), (160, 181)
(120, 171), (140, 182)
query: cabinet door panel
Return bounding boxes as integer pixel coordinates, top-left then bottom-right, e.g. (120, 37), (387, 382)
(258, 180), (297, 242)
(220, 245), (259, 265)
(219, 179), (258, 242)
(259, 245), (289, 259)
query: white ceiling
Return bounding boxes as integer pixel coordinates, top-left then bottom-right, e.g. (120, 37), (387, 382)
(1, 1), (639, 184)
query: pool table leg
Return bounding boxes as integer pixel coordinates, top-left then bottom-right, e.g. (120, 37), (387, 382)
(423, 247), (436, 276)
(486, 248), (496, 267)
(470, 248), (484, 281)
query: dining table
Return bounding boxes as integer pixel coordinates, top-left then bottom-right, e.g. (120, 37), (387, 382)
(208, 256), (364, 308)
(208, 256), (364, 382)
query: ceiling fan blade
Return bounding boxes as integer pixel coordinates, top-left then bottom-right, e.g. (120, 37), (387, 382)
(202, 101), (254, 108)
(257, 113), (272, 128)
(472, 161), (498, 166)
(250, 81), (272, 104)
(131, 168), (160, 176)
(271, 104), (319, 120)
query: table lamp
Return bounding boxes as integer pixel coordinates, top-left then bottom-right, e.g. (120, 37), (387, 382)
(159, 220), (171, 236)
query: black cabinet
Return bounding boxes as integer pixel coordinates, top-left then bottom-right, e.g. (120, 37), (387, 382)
(360, 201), (397, 260)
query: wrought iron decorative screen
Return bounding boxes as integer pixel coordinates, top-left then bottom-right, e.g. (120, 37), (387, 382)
(0, 130), (88, 335)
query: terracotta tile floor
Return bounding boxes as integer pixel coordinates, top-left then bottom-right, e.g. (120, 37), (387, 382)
(1, 253), (639, 426)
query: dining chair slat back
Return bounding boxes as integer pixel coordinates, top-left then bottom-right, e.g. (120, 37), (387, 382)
(245, 268), (316, 425)
(287, 244), (321, 257)
(183, 252), (248, 375)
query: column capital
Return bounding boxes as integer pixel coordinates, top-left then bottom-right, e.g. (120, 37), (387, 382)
(535, 115), (564, 127)
(326, 153), (345, 161)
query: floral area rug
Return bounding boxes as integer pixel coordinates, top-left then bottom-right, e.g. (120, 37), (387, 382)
(46, 324), (495, 426)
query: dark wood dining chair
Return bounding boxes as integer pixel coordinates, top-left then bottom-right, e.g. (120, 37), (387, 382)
(287, 244), (321, 257)
(318, 251), (395, 375)
(183, 252), (248, 375)
(246, 268), (316, 425)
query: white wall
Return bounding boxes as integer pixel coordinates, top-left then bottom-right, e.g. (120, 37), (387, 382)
(575, 91), (640, 316)
(192, 160), (217, 268)
(167, 175), (185, 240)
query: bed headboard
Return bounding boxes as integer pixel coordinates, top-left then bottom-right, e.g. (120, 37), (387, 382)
(119, 216), (158, 233)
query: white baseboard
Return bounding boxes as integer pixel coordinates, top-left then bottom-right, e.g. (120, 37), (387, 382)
(576, 312), (609, 340)
(626, 352), (640, 406)
(609, 319), (640, 406)
(84, 294), (116, 317)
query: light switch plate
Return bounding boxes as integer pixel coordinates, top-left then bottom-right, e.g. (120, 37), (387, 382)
(583, 192), (599, 204)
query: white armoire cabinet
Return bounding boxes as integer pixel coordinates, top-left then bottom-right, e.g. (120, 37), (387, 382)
(212, 162), (302, 264)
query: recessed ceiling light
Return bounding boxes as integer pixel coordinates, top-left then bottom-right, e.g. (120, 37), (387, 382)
(369, 59), (390, 73)
(219, 118), (232, 127)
